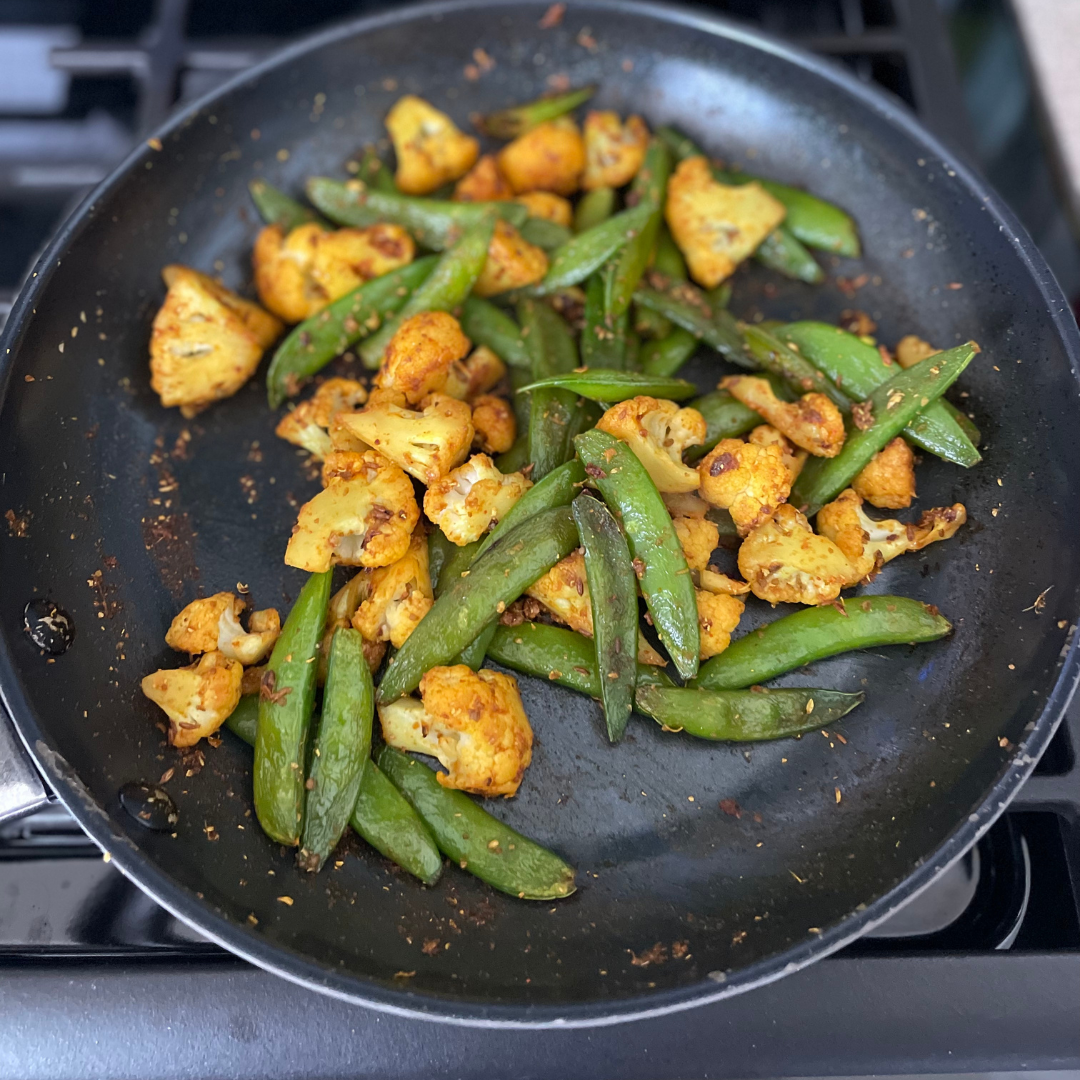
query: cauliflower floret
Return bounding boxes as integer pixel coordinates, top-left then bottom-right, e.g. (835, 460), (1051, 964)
(662, 491), (712, 519)
(525, 549), (592, 635)
(852, 436), (916, 509)
(697, 590), (745, 659)
(472, 220), (549, 298)
(471, 394), (516, 454)
(275, 377), (368, 460)
(378, 665), (533, 797)
(141, 650), (242, 747)
(737, 503), (856, 606)
(443, 346), (507, 402)
(721, 376), (846, 458)
(385, 95), (480, 195)
(352, 528), (433, 648)
(698, 437), (791, 536)
(163, 592), (281, 666)
(453, 154), (514, 201)
(218, 605), (280, 665)
(895, 334), (940, 369)
(665, 157), (787, 288)
(749, 424), (807, 482)
(149, 265), (282, 418)
(672, 516), (719, 572)
(285, 450), (419, 572)
(515, 191), (573, 227)
(497, 117), (586, 196)
(318, 573), (385, 683)
(376, 311), (471, 404)
(596, 396), (706, 493)
(424, 454), (532, 545)
(699, 569), (751, 596)
(253, 222), (415, 323)
(582, 111), (650, 190)
(339, 393), (474, 484)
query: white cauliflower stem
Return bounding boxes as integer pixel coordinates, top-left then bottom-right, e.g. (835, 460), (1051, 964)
(275, 377), (368, 460)
(424, 454), (532, 545)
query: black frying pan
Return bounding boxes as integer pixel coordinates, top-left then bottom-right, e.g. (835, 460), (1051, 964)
(1, 0), (1078, 1027)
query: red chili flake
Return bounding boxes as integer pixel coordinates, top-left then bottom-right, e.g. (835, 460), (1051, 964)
(719, 798), (742, 818)
(627, 942), (667, 967)
(538, 2), (565, 28)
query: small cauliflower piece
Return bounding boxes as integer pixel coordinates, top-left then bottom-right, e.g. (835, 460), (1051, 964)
(339, 393), (474, 484)
(141, 650), (242, 747)
(737, 503), (856, 606)
(698, 437), (791, 536)
(471, 394), (516, 454)
(699, 569), (751, 596)
(385, 95), (479, 195)
(526, 549), (592, 635)
(149, 265), (282, 418)
(219, 606), (281, 665)
(352, 528), (433, 648)
(164, 593), (280, 666)
(749, 424), (807, 482)
(453, 154), (513, 201)
(424, 453), (532, 545)
(275, 377), (368, 460)
(596, 396), (706, 493)
(285, 450), (419, 572)
(515, 191), (573, 227)
(895, 334), (940, 369)
(377, 311), (471, 404)
(583, 111), (649, 190)
(497, 117), (586, 196)
(852, 436), (916, 509)
(662, 490), (712, 519)
(319, 572), (384, 683)
(722, 376), (845, 458)
(378, 666), (533, 796)
(697, 590), (745, 659)
(472, 220), (549, 298)
(672, 516), (719, 572)
(443, 345), (508, 402)
(665, 157), (787, 288)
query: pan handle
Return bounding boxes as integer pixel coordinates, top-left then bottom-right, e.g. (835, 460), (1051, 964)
(0, 702), (50, 825)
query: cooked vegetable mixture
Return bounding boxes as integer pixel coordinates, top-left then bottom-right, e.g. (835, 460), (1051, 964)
(141, 87), (977, 900)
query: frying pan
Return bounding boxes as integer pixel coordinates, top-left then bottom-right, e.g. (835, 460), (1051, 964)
(1, 0), (1078, 1027)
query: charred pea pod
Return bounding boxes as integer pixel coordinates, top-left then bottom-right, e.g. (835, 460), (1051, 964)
(459, 296), (532, 370)
(574, 186), (616, 233)
(639, 327), (698, 377)
(518, 369), (697, 402)
(580, 271), (628, 371)
(478, 85), (595, 139)
(632, 281), (750, 368)
(249, 180), (325, 232)
(684, 389), (763, 461)
(741, 324), (851, 413)
(536, 203), (654, 294)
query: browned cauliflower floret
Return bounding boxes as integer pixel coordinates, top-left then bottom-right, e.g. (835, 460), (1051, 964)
(385, 95), (479, 195)
(376, 311), (471, 404)
(453, 154), (513, 201)
(164, 592), (280, 665)
(377, 665), (533, 796)
(141, 650), (242, 747)
(737, 503), (856, 606)
(698, 437), (791, 536)
(471, 394), (516, 454)
(423, 453), (532, 545)
(596, 396), (706, 493)
(748, 424), (807, 482)
(852, 436), (916, 509)
(515, 190), (573, 226)
(722, 375), (846, 458)
(339, 393), (473, 484)
(275, 377), (368, 460)
(253, 222), (414, 323)
(285, 450), (419, 572)
(697, 590), (745, 659)
(497, 118), (586, 196)
(473, 220), (549, 297)
(672, 516), (719, 572)
(443, 345), (508, 402)
(895, 334), (940, 369)
(149, 265), (282, 418)
(525, 549), (591, 635)
(665, 157), (786, 288)
(352, 529), (433, 648)
(582, 111), (649, 190)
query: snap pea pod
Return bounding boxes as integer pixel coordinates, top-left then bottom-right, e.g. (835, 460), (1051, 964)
(574, 186), (616, 233)
(459, 296), (531, 370)
(248, 180), (325, 232)
(360, 214), (496, 368)
(536, 203), (654, 294)
(575, 429), (700, 680)
(266, 257), (438, 407)
(624, 328), (641, 372)
(640, 327), (698, 377)
(684, 389), (762, 461)
(520, 217), (573, 251)
(254, 570), (332, 846)
(377, 505), (579, 702)
(376, 746), (575, 899)
(298, 629), (372, 872)
(479, 85), (595, 139)
(633, 282), (750, 367)
(572, 494), (638, 741)
(778, 322), (981, 467)
(694, 596), (952, 690)
(581, 270), (628, 371)
(742, 324), (851, 413)
(355, 146), (397, 193)
(518, 369), (697, 402)
(754, 227), (825, 284)
(634, 302), (672, 340)
(791, 342), (978, 515)
(455, 623), (499, 670)
(224, 692), (260, 745)
(427, 528), (456, 595)
(496, 433), (530, 473)
(635, 685), (864, 741)
(431, 536), (482, 598)
(653, 225), (687, 281)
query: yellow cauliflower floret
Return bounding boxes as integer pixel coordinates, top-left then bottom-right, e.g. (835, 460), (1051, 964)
(443, 345), (508, 402)
(596, 396), (706, 493)
(453, 154), (514, 201)
(471, 394), (516, 454)
(376, 311), (471, 404)
(672, 516), (719, 572)
(385, 95), (479, 195)
(852, 436), (916, 509)
(285, 450), (419, 572)
(352, 529), (433, 648)
(737, 503), (856, 606)
(749, 424), (807, 482)
(665, 156), (786, 288)
(497, 117), (586, 196)
(472, 220), (549, 297)
(378, 666), (533, 797)
(319, 573), (386, 683)
(141, 650), (242, 748)
(253, 222), (414, 323)
(526, 549), (592, 635)
(699, 570), (751, 596)
(339, 393), (473, 484)
(722, 375), (846, 458)
(423, 453), (532, 545)
(697, 590), (745, 659)
(515, 190), (573, 226)
(275, 377), (368, 460)
(895, 334), (940, 369)
(698, 437), (791, 536)
(582, 111), (649, 190)
(149, 265), (282, 418)
(164, 592), (280, 665)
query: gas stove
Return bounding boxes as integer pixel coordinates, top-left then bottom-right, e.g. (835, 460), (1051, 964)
(0, 1), (1078, 1076)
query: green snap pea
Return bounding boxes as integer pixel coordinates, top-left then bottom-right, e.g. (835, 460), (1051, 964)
(575, 429), (700, 680)
(634, 302), (672, 340)
(791, 342), (978, 515)
(653, 225), (687, 281)
(479, 85), (595, 139)
(249, 180), (325, 232)
(520, 217), (573, 250)
(778, 322), (981, 468)
(640, 327), (698, 377)
(581, 271), (628, 371)
(496, 433), (530, 473)
(298, 629), (372, 872)
(354, 146), (397, 193)
(377, 505), (579, 702)
(537, 203), (654, 294)
(431, 535), (482, 598)
(224, 692), (260, 745)
(572, 494), (638, 741)
(684, 389), (762, 461)
(624, 328), (641, 372)
(454, 623), (499, 670)
(376, 746), (575, 899)
(694, 596), (952, 690)
(574, 186), (616, 233)
(518, 370), (697, 402)
(754, 227), (825, 284)
(633, 281), (750, 367)
(266, 257), (438, 407)
(254, 570), (332, 846)
(635, 685), (864, 741)
(459, 296), (532, 370)
(741, 324), (851, 413)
